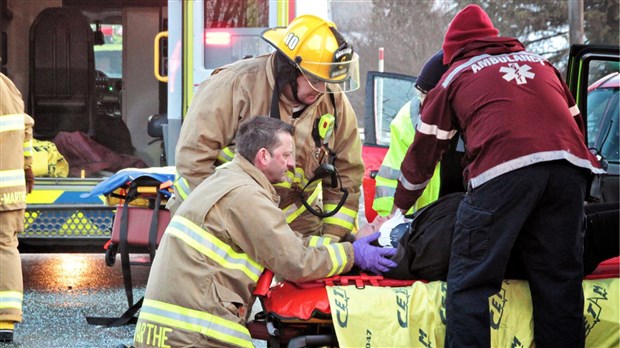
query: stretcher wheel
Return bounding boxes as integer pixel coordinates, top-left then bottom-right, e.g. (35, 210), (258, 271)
(105, 243), (118, 267)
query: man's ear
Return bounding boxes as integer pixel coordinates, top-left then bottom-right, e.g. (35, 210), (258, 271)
(254, 148), (270, 168)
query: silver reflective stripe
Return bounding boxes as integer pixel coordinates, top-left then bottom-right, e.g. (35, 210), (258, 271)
(326, 243), (347, 276)
(442, 54), (491, 88)
(217, 147), (235, 163)
(416, 120), (457, 140)
(0, 291), (23, 310)
(173, 171), (191, 200)
(469, 150), (607, 189)
(569, 105), (580, 116)
(398, 173), (429, 191)
(141, 299), (252, 347)
(0, 169), (25, 188)
(377, 166), (400, 180)
(308, 235), (334, 247)
(374, 185), (396, 199)
(0, 114), (25, 133)
(442, 52), (547, 88)
(167, 217), (263, 282)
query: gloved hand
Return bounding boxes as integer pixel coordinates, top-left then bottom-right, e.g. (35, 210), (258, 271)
(352, 232), (398, 274)
(24, 167), (34, 194)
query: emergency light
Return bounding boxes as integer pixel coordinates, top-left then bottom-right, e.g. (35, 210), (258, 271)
(205, 31), (231, 46)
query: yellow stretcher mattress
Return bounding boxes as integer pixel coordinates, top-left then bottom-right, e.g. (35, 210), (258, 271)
(327, 278), (619, 348)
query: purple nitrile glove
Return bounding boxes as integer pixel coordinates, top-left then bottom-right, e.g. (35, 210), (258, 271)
(352, 232), (398, 274)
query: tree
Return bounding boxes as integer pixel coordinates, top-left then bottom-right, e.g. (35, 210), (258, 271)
(332, 0), (618, 117)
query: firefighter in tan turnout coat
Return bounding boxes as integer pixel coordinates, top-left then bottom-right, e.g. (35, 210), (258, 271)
(134, 117), (396, 347)
(0, 73), (34, 343)
(171, 15), (364, 242)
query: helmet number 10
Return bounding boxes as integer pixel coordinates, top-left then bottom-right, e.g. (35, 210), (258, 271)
(284, 33), (299, 50)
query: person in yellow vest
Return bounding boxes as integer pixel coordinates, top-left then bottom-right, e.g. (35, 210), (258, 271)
(0, 73), (34, 343)
(372, 50), (451, 216)
(133, 116), (396, 348)
(170, 15), (364, 243)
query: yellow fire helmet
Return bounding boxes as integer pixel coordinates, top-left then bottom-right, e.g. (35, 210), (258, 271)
(261, 14), (360, 93)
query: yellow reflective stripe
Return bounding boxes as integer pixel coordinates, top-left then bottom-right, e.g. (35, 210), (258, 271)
(294, 167), (307, 187)
(274, 167), (308, 189)
(0, 169), (25, 188)
(283, 183), (321, 224)
(308, 235), (335, 247)
(141, 299), (252, 348)
(325, 243), (347, 277)
(0, 114), (25, 132)
(216, 146), (235, 163)
(323, 204), (357, 230)
(274, 170), (294, 188)
(23, 139), (33, 157)
(167, 216), (264, 282)
(173, 170), (191, 200)
(0, 291), (23, 310)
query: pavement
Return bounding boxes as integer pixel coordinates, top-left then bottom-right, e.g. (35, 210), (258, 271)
(6, 253), (267, 348)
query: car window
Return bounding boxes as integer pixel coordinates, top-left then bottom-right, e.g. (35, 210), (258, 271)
(364, 72), (417, 146)
(589, 86), (619, 162)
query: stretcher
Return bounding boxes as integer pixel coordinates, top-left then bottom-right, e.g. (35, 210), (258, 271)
(247, 257), (620, 348)
(83, 167), (174, 327)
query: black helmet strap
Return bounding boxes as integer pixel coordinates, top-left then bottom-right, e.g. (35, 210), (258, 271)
(270, 52), (302, 119)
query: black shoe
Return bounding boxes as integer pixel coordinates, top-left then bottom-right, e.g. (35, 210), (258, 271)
(0, 329), (13, 343)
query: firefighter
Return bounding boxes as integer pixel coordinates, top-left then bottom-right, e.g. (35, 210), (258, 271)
(0, 73), (34, 343)
(393, 5), (605, 347)
(133, 117), (396, 348)
(372, 50), (450, 217)
(170, 14), (364, 242)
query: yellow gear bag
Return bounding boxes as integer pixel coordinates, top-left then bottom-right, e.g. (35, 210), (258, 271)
(327, 278), (619, 348)
(32, 139), (69, 177)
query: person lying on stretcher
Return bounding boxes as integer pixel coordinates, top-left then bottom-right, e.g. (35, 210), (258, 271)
(356, 192), (619, 280)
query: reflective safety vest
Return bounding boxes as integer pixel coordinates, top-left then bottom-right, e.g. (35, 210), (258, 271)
(372, 99), (441, 217)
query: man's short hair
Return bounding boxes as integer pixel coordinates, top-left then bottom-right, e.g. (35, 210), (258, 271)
(236, 116), (295, 162)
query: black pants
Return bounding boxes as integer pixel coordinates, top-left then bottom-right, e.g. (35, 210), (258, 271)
(445, 161), (589, 348)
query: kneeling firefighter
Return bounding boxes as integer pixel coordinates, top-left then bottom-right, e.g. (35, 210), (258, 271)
(170, 14), (364, 242)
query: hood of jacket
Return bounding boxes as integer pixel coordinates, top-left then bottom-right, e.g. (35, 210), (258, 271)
(447, 37), (526, 65)
(442, 4), (499, 64)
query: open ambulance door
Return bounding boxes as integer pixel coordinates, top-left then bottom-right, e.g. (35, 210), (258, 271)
(566, 44), (620, 203)
(362, 71), (417, 222)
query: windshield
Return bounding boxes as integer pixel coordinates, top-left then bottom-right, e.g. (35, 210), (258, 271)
(92, 24), (123, 78)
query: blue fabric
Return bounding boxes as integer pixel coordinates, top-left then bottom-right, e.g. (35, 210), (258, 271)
(81, 166), (175, 198)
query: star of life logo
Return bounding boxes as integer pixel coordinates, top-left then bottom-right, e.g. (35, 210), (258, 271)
(500, 63), (535, 84)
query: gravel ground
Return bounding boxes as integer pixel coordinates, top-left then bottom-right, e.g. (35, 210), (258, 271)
(8, 253), (267, 348)
(8, 197), (370, 347)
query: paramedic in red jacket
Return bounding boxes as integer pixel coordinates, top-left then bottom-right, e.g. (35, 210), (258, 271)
(393, 5), (605, 348)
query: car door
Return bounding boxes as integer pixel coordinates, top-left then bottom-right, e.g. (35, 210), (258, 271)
(361, 71), (417, 222)
(566, 44), (620, 203)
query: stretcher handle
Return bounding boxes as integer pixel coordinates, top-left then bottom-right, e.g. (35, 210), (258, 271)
(254, 269), (274, 296)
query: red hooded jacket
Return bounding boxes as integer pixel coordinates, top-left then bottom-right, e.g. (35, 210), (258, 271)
(394, 5), (604, 211)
